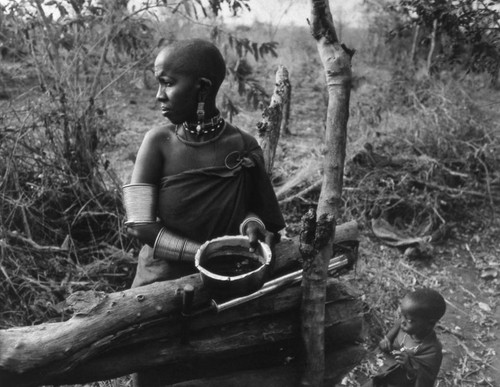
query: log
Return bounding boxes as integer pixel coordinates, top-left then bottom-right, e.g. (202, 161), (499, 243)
(0, 279), (365, 387)
(0, 222), (359, 387)
(167, 344), (366, 387)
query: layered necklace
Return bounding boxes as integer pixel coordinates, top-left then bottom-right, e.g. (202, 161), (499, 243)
(182, 114), (224, 136)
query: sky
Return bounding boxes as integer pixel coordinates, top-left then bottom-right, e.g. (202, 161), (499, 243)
(0, 0), (365, 29)
(222, 0), (365, 28)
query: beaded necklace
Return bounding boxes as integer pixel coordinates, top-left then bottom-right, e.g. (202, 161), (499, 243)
(175, 120), (227, 147)
(183, 115), (224, 135)
(399, 333), (422, 353)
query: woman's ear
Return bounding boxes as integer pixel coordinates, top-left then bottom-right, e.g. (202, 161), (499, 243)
(198, 77), (212, 99)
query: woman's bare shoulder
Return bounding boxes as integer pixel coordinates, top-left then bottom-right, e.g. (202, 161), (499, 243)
(146, 124), (175, 139)
(143, 124), (175, 142)
(223, 123), (259, 149)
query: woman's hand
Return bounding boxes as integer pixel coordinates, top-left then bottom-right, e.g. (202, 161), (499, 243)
(126, 223), (163, 247)
(245, 221), (266, 251)
(245, 221), (277, 270)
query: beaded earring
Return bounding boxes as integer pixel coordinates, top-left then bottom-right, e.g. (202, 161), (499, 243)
(196, 101), (205, 134)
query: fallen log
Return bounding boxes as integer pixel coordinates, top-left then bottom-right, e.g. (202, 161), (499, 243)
(40, 278), (365, 386)
(167, 344), (366, 387)
(0, 277), (364, 387)
(0, 221), (360, 387)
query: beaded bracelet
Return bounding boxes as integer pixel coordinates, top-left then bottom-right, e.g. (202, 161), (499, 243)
(122, 183), (158, 226)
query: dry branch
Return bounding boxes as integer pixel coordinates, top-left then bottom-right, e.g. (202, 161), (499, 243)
(2, 228), (68, 253)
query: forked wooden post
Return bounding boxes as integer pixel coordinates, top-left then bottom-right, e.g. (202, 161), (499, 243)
(300, 0), (354, 386)
(257, 65), (291, 175)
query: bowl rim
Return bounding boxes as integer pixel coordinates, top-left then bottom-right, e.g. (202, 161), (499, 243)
(194, 235), (272, 282)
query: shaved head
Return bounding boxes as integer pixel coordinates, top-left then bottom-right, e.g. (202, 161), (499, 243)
(402, 288), (446, 321)
(156, 39), (226, 95)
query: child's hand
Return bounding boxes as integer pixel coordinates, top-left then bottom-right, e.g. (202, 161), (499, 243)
(379, 336), (392, 352)
(393, 350), (411, 368)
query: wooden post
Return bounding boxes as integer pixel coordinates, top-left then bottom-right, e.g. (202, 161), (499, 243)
(257, 65), (291, 174)
(301, 0), (354, 386)
(299, 209), (335, 387)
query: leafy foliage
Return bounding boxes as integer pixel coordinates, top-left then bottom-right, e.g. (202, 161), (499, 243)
(381, 0), (500, 85)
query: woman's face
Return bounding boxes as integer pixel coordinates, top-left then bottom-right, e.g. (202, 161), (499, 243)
(154, 48), (201, 125)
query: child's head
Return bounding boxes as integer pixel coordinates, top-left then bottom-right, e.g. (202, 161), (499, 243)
(399, 288), (446, 338)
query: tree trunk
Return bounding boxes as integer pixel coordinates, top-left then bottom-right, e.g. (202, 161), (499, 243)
(299, 209), (335, 387)
(304, 1), (353, 386)
(257, 65), (291, 174)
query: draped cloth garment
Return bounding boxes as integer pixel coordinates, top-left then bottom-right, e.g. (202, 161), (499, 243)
(132, 127), (285, 287)
(364, 327), (443, 387)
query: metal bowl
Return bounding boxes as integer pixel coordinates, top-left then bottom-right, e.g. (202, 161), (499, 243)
(195, 236), (272, 298)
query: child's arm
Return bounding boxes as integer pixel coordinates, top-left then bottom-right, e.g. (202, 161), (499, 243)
(379, 319), (401, 352)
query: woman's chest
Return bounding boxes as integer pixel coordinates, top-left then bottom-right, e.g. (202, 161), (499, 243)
(162, 131), (246, 175)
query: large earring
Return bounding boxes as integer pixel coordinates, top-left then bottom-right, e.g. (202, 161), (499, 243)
(196, 101), (205, 134)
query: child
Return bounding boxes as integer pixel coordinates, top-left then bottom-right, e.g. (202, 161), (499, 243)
(122, 38), (285, 386)
(365, 288), (446, 387)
